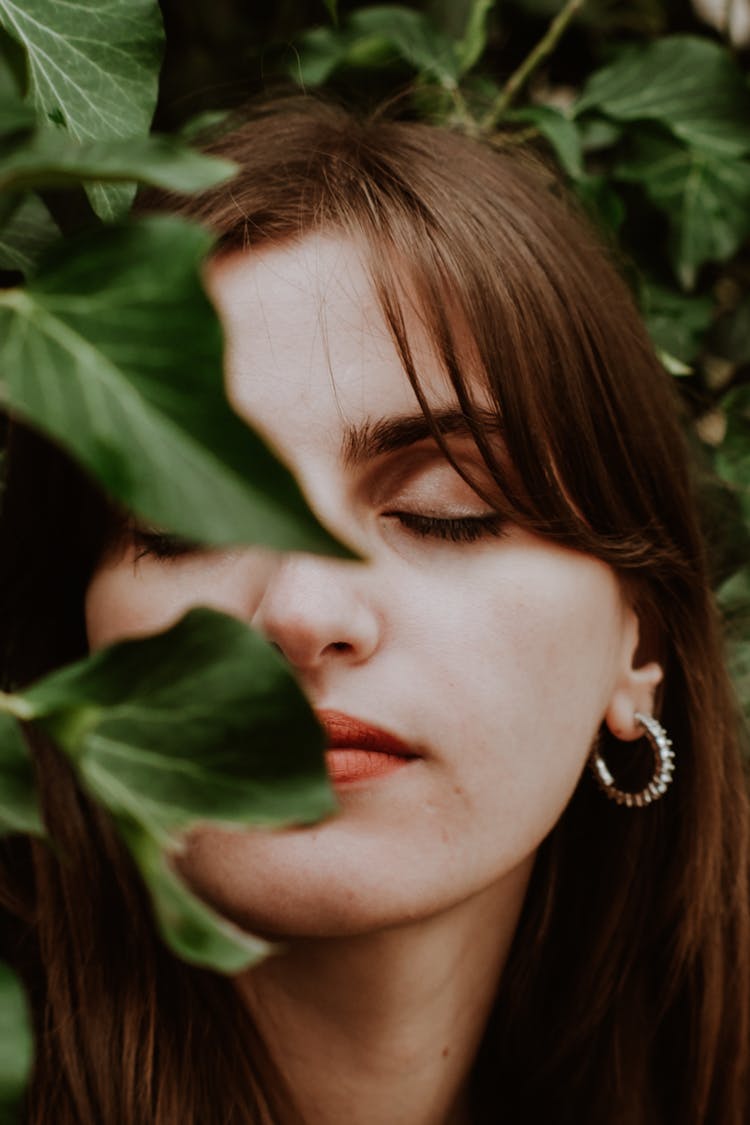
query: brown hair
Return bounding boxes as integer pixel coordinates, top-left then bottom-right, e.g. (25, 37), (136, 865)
(1, 95), (748, 1124)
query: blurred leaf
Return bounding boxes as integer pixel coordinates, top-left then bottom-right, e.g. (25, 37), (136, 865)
(23, 607), (335, 845)
(717, 566), (750, 723)
(0, 130), (236, 195)
(577, 114), (623, 152)
(323, 0), (338, 23)
(0, 0), (164, 220)
(576, 35), (750, 157)
(640, 280), (713, 364)
(715, 386), (750, 526)
(0, 191), (58, 274)
(0, 961), (32, 1120)
(616, 130), (750, 288)
(118, 817), (271, 971)
(455, 0), (496, 75)
(0, 712), (43, 837)
(0, 216), (351, 556)
(349, 6), (460, 86)
(292, 25), (353, 86)
(574, 172), (625, 233)
(506, 104), (584, 178)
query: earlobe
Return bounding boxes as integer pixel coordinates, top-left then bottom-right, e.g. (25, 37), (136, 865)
(604, 609), (664, 741)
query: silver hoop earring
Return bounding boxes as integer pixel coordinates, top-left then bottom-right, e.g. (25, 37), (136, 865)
(589, 712), (675, 808)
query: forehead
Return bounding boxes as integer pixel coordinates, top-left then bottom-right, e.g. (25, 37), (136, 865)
(204, 233), (484, 460)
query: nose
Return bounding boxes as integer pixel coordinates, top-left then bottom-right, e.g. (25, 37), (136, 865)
(250, 553), (380, 672)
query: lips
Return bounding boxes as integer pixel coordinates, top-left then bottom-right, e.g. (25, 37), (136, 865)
(316, 710), (419, 785)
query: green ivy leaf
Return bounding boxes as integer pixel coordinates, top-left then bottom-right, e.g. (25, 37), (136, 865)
(0, 960), (32, 1121)
(506, 105), (584, 179)
(576, 36), (750, 158)
(0, 216), (351, 556)
(0, 0), (165, 220)
(118, 817), (271, 971)
(22, 607), (336, 845)
(0, 130), (236, 196)
(616, 131), (750, 289)
(348, 6), (460, 86)
(0, 712), (43, 837)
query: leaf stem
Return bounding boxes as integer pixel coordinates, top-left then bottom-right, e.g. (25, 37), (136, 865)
(480, 0), (584, 132)
(0, 691), (35, 721)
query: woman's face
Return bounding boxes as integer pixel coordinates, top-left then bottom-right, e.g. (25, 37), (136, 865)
(85, 233), (657, 938)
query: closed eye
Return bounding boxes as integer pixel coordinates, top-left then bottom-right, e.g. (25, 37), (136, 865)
(385, 512), (507, 543)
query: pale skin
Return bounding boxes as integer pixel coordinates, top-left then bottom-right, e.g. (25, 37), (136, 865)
(85, 234), (663, 1124)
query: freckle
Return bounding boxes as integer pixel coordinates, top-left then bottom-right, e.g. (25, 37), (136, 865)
(442, 1046), (450, 1058)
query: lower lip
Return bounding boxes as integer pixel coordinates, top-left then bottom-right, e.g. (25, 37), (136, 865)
(325, 748), (416, 785)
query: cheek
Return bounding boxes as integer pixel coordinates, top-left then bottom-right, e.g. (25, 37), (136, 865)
(391, 545), (624, 824)
(84, 557), (265, 650)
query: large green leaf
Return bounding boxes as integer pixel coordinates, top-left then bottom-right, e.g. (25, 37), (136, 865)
(616, 131), (750, 288)
(119, 817), (271, 971)
(0, 961), (32, 1122)
(0, 0), (164, 219)
(576, 36), (750, 158)
(0, 712), (43, 837)
(0, 130), (236, 196)
(0, 216), (351, 556)
(22, 607), (336, 844)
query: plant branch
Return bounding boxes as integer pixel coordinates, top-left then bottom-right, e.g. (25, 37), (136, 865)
(480, 0), (584, 132)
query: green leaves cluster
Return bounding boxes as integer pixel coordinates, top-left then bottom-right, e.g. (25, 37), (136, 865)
(0, 2), (347, 1118)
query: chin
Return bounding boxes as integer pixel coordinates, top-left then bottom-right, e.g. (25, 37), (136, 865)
(170, 822), (461, 942)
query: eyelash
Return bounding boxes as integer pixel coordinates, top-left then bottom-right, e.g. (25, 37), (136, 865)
(131, 512), (506, 562)
(385, 512), (506, 543)
(132, 530), (202, 561)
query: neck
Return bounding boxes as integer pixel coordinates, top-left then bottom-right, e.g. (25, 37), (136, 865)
(235, 862), (532, 1125)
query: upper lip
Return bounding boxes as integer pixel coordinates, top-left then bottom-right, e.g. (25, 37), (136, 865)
(316, 710), (419, 757)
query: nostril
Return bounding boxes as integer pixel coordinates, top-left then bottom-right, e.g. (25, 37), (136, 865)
(329, 642), (352, 652)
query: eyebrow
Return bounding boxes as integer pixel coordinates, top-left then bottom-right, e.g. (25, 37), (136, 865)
(340, 408), (502, 468)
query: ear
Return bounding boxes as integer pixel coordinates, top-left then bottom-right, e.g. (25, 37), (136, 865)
(603, 605), (663, 742)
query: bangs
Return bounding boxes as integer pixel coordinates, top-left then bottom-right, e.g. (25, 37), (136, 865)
(347, 156), (680, 574)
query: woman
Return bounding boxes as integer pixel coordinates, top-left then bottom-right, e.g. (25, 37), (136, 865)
(1, 97), (748, 1124)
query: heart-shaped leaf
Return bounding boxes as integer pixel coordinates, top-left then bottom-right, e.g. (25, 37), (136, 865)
(0, 0), (164, 219)
(616, 131), (750, 288)
(23, 607), (336, 845)
(0, 216), (351, 556)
